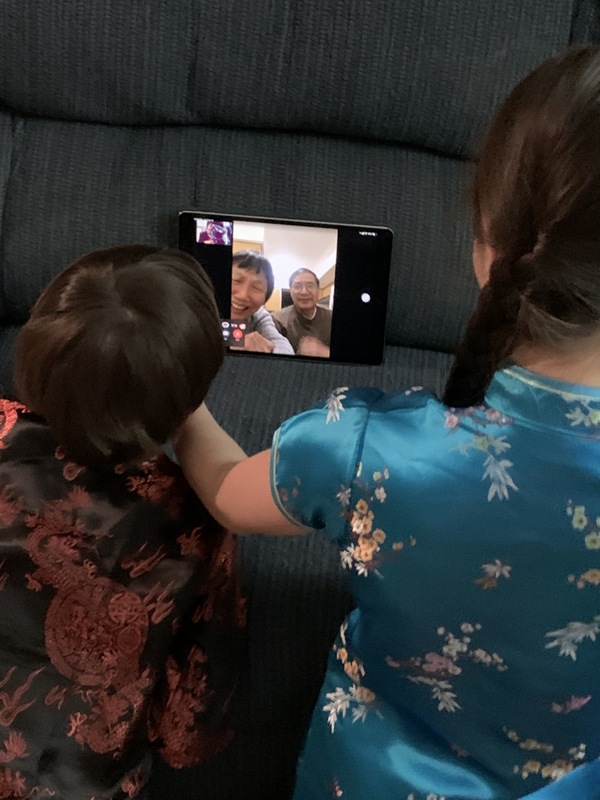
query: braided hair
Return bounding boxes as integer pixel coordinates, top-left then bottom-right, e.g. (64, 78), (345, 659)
(444, 46), (600, 407)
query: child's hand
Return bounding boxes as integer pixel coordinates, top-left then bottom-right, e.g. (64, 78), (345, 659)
(175, 405), (307, 536)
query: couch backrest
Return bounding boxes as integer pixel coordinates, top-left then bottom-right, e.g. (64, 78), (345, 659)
(0, 0), (598, 393)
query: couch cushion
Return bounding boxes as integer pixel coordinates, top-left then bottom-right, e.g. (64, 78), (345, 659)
(0, 115), (477, 366)
(0, 0), (592, 157)
(1, 1), (598, 366)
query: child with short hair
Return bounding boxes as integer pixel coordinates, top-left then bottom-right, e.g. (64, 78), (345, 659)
(0, 245), (244, 799)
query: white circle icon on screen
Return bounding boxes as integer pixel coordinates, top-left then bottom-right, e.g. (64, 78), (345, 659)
(361, 293), (371, 303)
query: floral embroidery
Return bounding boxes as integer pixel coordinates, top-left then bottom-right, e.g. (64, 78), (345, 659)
(0, 731), (28, 763)
(448, 407), (517, 500)
(474, 559), (512, 589)
(444, 412), (460, 429)
(545, 616), (600, 660)
(566, 501), (600, 547)
(277, 475), (301, 508)
(337, 468), (413, 577)
(386, 624), (507, 712)
(570, 568), (600, 588)
(407, 794), (446, 800)
(323, 623), (379, 733)
(550, 695), (592, 714)
(325, 387), (349, 424)
(374, 486), (386, 502)
(336, 486), (351, 506)
(563, 502), (600, 588)
(585, 534), (600, 550)
(0, 758), (54, 798)
(505, 728), (587, 783)
(323, 685), (377, 733)
(565, 402), (600, 430)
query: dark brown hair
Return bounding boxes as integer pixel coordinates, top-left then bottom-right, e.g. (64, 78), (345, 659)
(444, 45), (600, 407)
(232, 250), (275, 302)
(15, 245), (224, 467)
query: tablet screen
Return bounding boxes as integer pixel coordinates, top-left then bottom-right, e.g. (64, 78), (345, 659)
(178, 212), (392, 365)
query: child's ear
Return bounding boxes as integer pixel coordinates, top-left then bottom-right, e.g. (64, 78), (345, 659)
(472, 239), (495, 288)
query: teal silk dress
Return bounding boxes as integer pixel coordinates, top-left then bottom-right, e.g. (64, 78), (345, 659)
(271, 367), (600, 800)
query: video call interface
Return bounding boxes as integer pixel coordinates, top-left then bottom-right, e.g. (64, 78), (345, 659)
(192, 217), (338, 359)
(182, 213), (393, 365)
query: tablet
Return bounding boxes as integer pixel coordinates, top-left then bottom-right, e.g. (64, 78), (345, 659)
(178, 212), (393, 365)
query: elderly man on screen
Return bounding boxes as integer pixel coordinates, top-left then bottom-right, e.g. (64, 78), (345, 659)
(271, 268), (332, 357)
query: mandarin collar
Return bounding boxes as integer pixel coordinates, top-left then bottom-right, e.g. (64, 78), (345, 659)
(484, 366), (600, 437)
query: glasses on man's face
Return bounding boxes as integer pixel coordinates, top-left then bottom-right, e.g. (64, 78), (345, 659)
(291, 282), (317, 292)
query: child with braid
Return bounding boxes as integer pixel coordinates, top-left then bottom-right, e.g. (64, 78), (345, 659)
(176, 46), (600, 799)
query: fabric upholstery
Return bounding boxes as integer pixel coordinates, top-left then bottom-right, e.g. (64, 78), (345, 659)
(1, 1), (599, 797)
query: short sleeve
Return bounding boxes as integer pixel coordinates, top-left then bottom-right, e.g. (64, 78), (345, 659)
(270, 387), (382, 542)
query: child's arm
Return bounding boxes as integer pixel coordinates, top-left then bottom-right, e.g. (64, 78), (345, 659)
(175, 404), (309, 535)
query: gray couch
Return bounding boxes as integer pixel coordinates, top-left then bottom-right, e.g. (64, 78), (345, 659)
(1, 2), (598, 798)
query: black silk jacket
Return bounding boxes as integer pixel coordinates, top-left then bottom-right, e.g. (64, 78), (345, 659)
(0, 401), (245, 799)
